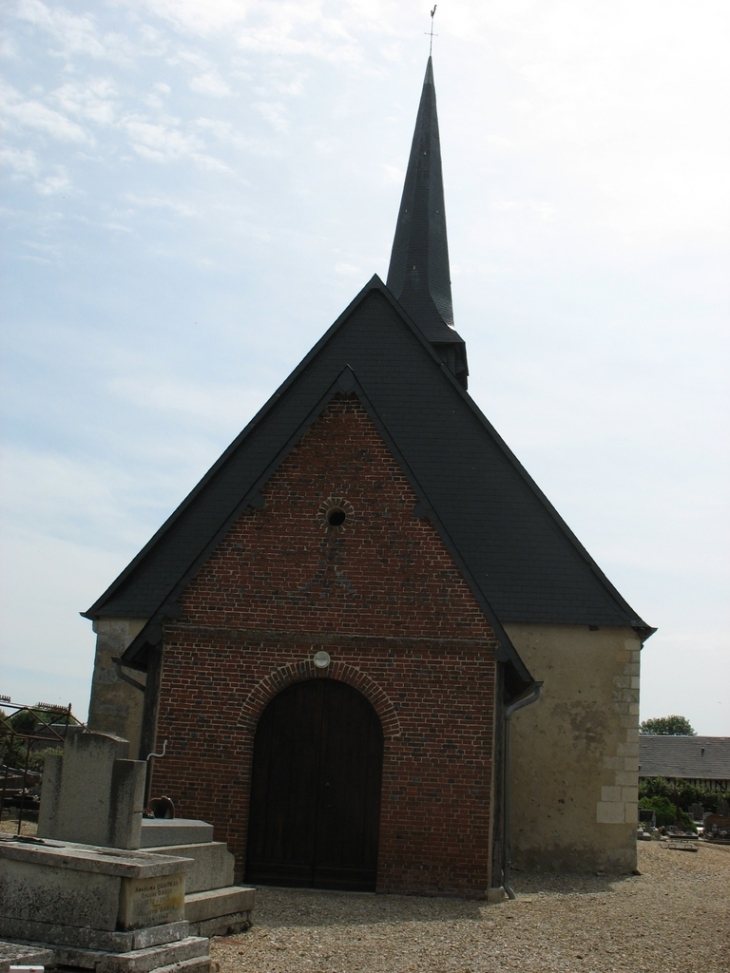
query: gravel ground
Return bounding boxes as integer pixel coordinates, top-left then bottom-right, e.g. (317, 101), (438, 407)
(0, 818), (37, 836)
(213, 842), (729, 973)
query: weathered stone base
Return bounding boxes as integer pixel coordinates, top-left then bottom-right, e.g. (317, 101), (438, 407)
(141, 821), (255, 939)
(0, 836), (203, 973)
(148, 957), (210, 973)
(189, 913), (251, 938)
(0, 919), (189, 953)
(149, 844), (234, 895)
(0, 838), (190, 933)
(184, 887), (254, 937)
(0, 939), (54, 972)
(52, 934), (208, 972)
(140, 822), (213, 849)
(512, 844), (638, 874)
(185, 888), (254, 926)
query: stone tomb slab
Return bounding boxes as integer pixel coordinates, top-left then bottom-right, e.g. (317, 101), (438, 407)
(0, 941), (54, 973)
(0, 917), (190, 953)
(118, 873), (185, 931)
(0, 838), (191, 933)
(184, 887), (255, 925)
(139, 821), (214, 848)
(53, 935), (208, 973)
(142, 843), (234, 894)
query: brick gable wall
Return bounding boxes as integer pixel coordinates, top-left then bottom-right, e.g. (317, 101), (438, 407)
(152, 395), (501, 896)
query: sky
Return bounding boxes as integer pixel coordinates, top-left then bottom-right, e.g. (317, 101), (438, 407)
(1, 0), (728, 734)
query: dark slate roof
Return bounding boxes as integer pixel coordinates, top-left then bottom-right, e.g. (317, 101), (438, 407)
(639, 736), (730, 781)
(386, 58), (467, 386)
(85, 277), (651, 649)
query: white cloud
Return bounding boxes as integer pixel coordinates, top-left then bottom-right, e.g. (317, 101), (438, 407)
(252, 100), (288, 132)
(16, 0), (165, 63)
(122, 115), (194, 158)
(0, 81), (92, 143)
(121, 114), (229, 170)
(126, 193), (198, 217)
(132, 0), (373, 62)
(195, 116), (280, 156)
(51, 78), (119, 124)
(334, 261), (361, 277)
(0, 146), (40, 177)
(134, 0), (254, 33)
(108, 375), (264, 425)
(0, 31), (19, 60)
(0, 447), (140, 546)
(35, 167), (72, 195)
(190, 71), (232, 97)
(492, 199), (557, 221)
(17, 0), (109, 58)
(381, 163), (403, 184)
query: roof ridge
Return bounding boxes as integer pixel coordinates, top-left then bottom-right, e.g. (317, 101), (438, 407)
(86, 283), (650, 633)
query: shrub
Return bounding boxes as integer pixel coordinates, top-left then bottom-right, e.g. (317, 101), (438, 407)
(640, 776), (727, 815)
(639, 795), (677, 827)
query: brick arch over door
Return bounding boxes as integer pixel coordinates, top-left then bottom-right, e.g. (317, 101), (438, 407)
(237, 659), (402, 741)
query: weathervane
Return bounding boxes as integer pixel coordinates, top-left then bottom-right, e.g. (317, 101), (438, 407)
(426, 5), (438, 56)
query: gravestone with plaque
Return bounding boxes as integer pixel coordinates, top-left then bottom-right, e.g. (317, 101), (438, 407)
(0, 731), (211, 973)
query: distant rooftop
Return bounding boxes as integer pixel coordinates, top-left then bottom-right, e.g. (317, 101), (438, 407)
(639, 735), (730, 782)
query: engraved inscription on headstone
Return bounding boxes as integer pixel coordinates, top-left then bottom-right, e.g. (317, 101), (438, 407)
(117, 872), (185, 931)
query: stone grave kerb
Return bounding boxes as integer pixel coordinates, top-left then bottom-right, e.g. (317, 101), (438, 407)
(37, 730), (146, 849)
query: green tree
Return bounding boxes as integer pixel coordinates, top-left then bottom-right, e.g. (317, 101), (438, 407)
(640, 776), (726, 815)
(9, 710), (38, 734)
(638, 793), (697, 832)
(640, 715), (696, 735)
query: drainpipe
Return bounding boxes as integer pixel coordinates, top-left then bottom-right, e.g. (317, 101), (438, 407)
(503, 682), (542, 900)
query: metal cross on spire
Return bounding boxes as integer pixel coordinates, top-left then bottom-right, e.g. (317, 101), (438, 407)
(426, 5), (438, 56)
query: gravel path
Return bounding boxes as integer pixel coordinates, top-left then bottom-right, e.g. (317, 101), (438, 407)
(213, 842), (729, 973)
(0, 819), (38, 836)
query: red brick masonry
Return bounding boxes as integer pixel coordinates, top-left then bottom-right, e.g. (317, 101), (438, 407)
(153, 395), (500, 896)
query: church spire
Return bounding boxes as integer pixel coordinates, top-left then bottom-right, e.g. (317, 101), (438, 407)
(387, 56), (468, 387)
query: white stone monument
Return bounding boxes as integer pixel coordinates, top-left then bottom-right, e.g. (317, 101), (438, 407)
(37, 731), (145, 849)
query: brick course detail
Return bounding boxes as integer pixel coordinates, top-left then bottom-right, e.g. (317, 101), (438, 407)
(152, 395), (501, 897)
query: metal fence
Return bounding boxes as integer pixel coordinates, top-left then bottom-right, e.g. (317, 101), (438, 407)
(0, 695), (86, 835)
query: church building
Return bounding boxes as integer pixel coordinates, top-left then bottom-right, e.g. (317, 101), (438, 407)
(84, 58), (653, 898)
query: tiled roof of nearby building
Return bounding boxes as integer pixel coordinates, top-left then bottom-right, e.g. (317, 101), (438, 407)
(639, 736), (730, 781)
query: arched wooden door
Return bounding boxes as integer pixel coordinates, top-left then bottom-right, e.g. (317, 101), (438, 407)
(245, 679), (384, 891)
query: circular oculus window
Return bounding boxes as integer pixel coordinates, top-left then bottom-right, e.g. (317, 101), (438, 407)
(320, 496), (354, 529)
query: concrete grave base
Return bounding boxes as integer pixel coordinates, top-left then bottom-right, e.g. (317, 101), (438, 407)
(140, 820), (255, 937)
(0, 836), (201, 971)
(51, 934), (209, 973)
(0, 838), (191, 933)
(147, 844), (233, 894)
(185, 887), (255, 936)
(0, 940), (54, 973)
(139, 822), (213, 848)
(189, 912), (251, 938)
(0, 919), (190, 953)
